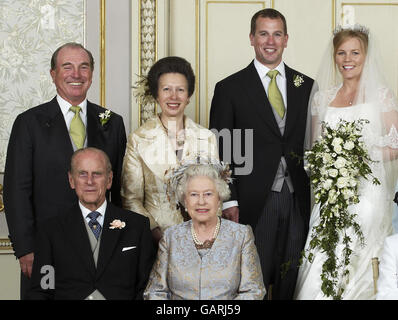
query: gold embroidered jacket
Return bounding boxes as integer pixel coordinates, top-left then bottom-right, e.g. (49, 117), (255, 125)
(121, 115), (219, 231)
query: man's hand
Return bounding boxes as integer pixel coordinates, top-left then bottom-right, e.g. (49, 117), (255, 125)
(19, 253), (34, 278)
(222, 206), (239, 223)
(151, 227), (163, 244)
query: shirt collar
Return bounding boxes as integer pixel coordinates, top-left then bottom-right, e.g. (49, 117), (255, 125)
(79, 199), (107, 220)
(57, 95), (87, 118)
(253, 59), (286, 80)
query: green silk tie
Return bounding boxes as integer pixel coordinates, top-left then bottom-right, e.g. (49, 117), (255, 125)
(267, 70), (285, 119)
(69, 106), (85, 149)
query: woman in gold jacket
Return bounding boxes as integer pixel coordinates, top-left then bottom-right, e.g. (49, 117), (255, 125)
(121, 57), (218, 243)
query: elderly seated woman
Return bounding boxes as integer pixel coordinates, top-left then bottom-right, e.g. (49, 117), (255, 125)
(143, 159), (265, 300)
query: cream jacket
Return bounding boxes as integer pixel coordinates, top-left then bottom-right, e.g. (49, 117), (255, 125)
(121, 115), (219, 231)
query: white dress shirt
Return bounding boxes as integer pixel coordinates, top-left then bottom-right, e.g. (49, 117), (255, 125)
(253, 58), (287, 110)
(79, 200), (107, 228)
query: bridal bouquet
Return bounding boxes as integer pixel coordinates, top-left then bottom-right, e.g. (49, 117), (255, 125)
(304, 118), (380, 300)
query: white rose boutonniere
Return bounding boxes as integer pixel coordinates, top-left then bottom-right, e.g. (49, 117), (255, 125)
(109, 219), (126, 229)
(293, 74), (304, 87)
(99, 109), (112, 126)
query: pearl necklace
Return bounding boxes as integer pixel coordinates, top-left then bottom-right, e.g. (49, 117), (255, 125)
(191, 217), (220, 246)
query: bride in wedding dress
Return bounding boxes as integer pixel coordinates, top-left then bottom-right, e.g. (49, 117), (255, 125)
(294, 25), (398, 300)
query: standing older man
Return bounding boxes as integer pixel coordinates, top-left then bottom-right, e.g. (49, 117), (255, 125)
(28, 148), (154, 300)
(4, 43), (126, 299)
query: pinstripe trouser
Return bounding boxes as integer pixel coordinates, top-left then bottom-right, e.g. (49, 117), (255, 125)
(254, 182), (307, 300)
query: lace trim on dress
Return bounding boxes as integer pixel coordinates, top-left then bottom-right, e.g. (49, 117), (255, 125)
(379, 87), (398, 112)
(311, 87), (340, 116)
(379, 124), (398, 149)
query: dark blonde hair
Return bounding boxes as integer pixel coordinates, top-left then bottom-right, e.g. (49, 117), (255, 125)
(333, 30), (369, 60)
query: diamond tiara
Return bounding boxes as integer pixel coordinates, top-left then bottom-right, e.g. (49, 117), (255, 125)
(333, 24), (369, 36)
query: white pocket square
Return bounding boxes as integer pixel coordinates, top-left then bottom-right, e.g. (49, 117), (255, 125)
(122, 246), (136, 252)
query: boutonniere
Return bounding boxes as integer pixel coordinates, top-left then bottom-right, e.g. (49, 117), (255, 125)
(99, 109), (112, 126)
(109, 219), (126, 229)
(293, 74), (304, 87)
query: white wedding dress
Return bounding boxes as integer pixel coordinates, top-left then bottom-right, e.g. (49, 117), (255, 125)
(295, 98), (397, 300)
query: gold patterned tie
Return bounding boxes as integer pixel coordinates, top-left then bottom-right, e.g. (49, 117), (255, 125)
(267, 70), (285, 119)
(69, 106), (85, 149)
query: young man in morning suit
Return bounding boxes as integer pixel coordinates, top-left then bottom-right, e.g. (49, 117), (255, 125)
(209, 9), (314, 299)
(4, 43), (127, 299)
(28, 148), (154, 300)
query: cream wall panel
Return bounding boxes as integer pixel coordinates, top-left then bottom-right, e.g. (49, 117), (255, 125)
(0, 253), (19, 300)
(202, 0), (269, 126)
(275, 0), (333, 79)
(86, 0), (132, 134)
(106, 0), (132, 132)
(85, 0), (101, 108)
(169, 0), (198, 122)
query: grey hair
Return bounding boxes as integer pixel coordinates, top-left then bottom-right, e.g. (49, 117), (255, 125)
(70, 147), (112, 174)
(175, 164), (231, 204)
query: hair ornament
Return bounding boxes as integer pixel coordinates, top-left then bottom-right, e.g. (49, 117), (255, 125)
(333, 24), (369, 36)
(164, 154), (233, 205)
(132, 74), (156, 105)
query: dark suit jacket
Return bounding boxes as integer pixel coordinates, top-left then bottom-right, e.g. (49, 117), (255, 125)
(209, 61), (314, 230)
(27, 203), (155, 300)
(4, 97), (127, 258)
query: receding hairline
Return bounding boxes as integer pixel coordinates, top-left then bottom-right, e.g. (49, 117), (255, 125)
(70, 148), (112, 174)
(51, 42), (95, 71)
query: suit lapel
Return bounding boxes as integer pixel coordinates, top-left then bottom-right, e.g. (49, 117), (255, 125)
(63, 204), (97, 275)
(86, 101), (106, 148)
(96, 203), (122, 279)
(242, 62), (281, 137)
(44, 97), (74, 164)
(284, 65), (301, 138)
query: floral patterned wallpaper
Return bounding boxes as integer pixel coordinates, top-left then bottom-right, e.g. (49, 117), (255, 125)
(0, 0), (85, 171)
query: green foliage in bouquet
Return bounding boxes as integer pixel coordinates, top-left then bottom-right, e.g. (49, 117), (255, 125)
(303, 118), (380, 299)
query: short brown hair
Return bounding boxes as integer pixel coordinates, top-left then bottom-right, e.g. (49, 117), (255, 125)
(51, 42), (95, 71)
(250, 8), (287, 35)
(147, 56), (195, 99)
